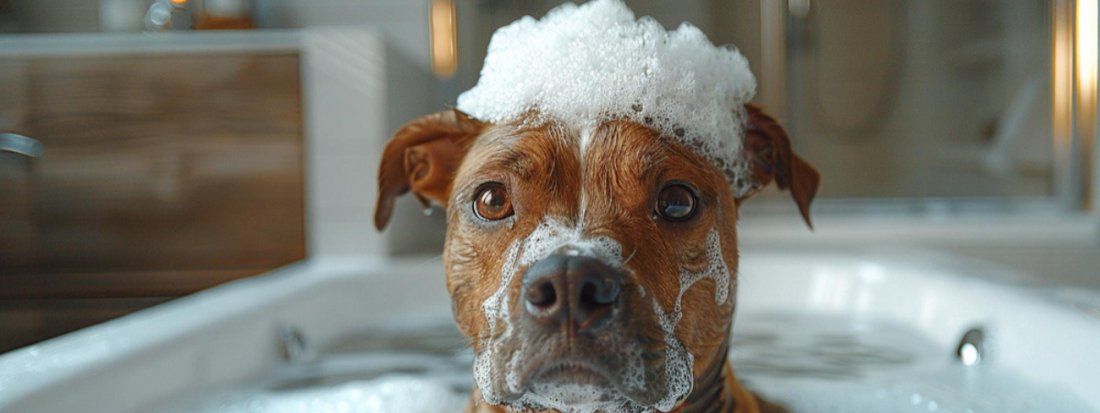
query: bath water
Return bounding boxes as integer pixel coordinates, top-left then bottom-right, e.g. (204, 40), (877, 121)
(148, 312), (1096, 413)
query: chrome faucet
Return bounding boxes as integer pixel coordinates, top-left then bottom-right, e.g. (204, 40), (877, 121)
(0, 133), (43, 158)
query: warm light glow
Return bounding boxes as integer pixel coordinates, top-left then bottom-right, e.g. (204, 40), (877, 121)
(1054, 1), (1074, 175)
(1078, 0), (1099, 208)
(169, 0), (188, 4)
(430, 0), (458, 79)
(1079, 0), (1099, 102)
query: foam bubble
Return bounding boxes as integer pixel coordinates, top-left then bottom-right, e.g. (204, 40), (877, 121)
(518, 218), (625, 269)
(474, 241), (521, 404)
(456, 0), (759, 196)
(676, 228), (732, 316)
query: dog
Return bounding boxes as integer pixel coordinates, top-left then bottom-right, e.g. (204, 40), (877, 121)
(373, 2), (819, 413)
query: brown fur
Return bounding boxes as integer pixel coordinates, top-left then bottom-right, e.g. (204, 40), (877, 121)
(375, 107), (816, 413)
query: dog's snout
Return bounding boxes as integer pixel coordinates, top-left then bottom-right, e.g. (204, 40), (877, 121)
(522, 254), (622, 332)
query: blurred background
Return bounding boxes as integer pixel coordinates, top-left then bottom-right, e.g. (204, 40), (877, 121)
(0, 0), (1097, 354)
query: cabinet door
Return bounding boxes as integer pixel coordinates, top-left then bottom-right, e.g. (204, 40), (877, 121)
(0, 53), (307, 351)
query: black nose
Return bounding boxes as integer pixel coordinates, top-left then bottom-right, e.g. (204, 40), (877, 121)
(522, 254), (622, 332)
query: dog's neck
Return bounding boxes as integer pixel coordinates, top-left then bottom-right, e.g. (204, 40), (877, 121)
(681, 335), (736, 413)
(678, 329), (768, 413)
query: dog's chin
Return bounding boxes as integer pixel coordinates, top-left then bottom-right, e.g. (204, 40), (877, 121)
(528, 371), (615, 410)
(500, 359), (662, 413)
(530, 361), (616, 402)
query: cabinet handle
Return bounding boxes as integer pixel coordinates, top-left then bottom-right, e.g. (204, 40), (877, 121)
(0, 133), (44, 158)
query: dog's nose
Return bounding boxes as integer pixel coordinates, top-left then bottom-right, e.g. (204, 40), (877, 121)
(522, 254), (622, 332)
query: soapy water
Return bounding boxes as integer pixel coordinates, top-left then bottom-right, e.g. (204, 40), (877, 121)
(732, 313), (1099, 413)
(456, 0), (760, 197)
(148, 312), (1098, 413)
(153, 376), (468, 413)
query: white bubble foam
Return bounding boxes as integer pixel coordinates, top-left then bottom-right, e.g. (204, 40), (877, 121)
(456, 0), (759, 196)
(518, 218), (625, 269)
(676, 228), (733, 317)
(474, 241), (521, 404)
(648, 300), (695, 413)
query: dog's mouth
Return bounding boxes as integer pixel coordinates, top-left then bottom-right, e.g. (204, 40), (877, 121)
(502, 355), (644, 412)
(527, 360), (618, 405)
(489, 340), (667, 413)
(530, 359), (613, 388)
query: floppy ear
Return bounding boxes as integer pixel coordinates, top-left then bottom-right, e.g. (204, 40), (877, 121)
(738, 103), (821, 228)
(374, 108), (485, 230)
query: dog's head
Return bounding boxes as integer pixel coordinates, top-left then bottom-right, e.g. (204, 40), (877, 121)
(374, 106), (818, 413)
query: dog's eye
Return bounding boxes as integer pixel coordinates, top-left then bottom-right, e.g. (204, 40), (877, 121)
(656, 183), (697, 222)
(474, 183), (514, 221)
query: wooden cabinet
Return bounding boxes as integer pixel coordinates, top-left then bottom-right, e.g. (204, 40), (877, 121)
(0, 51), (307, 353)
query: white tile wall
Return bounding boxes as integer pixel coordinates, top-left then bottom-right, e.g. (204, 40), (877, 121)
(301, 27), (390, 257)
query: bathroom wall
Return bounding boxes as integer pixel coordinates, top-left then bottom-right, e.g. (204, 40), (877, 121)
(249, 0), (451, 254)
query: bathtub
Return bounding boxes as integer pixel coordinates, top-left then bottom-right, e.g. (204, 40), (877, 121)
(1, 250), (1098, 413)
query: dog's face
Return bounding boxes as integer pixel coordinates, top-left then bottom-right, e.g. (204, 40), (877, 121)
(375, 106), (818, 413)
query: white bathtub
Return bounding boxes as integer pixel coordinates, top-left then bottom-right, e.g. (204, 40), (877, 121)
(1, 251), (1098, 413)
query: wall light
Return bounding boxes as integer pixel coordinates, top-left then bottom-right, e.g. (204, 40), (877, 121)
(1079, 0), (1098, 102)
(430, 0), (458, 79)
(1078, 0), (1098, 208)
(1054, 0), (1100, 209)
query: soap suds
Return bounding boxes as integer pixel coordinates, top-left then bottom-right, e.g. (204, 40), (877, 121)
(518, 218), (624, 269)
(456, 0), (759, 197)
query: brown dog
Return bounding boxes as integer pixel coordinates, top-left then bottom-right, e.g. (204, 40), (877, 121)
(373, 103), (818, 413)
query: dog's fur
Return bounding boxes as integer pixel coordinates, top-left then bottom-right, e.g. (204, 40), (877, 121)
(375, 104), (818, 413)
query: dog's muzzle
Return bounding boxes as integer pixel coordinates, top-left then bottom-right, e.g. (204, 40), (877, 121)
(478, 247), (691, 412)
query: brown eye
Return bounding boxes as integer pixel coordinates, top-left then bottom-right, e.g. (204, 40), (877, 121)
(656, 183), (697, 222)
(474, 183), (514, 221)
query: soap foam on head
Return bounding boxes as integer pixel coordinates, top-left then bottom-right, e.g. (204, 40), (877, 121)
(456, 0), (759, 196)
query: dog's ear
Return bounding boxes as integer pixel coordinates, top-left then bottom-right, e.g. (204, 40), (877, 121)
(738, 103), (821, 228)
(374, 108), (485, 231)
